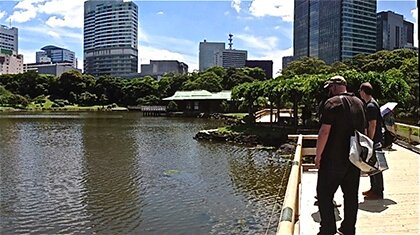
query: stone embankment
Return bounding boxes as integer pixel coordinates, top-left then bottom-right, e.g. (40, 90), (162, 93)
(194, 128), (296, 153)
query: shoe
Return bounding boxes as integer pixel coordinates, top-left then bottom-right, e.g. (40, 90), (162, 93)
(362, 189), (371, 196)
(364, 191), (383, 200)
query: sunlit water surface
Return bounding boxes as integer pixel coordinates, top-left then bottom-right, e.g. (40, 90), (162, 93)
(0, 112), (291, 234)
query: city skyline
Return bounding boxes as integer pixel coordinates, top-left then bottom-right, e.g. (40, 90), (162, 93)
(0, 0), (418, 76)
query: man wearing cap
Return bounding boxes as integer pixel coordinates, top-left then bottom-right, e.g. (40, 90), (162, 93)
(315, 75), (366, 235)
(359, 82), (384, 200)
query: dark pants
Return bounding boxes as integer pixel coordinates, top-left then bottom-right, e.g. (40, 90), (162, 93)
(316, 164), (360, 235)
(370, 172), (384, 196)
(370, 147), (384, 196)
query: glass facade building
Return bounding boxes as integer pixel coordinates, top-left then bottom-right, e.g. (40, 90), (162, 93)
(377, 11), (415, 50)
(294, 0), (377, 64)
(84, 0), (138, 76)
(36, 45), (76, 68)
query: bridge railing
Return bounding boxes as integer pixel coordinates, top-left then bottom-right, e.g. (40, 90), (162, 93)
(276, 134), (317, 235)
(393, 122), (420, 144)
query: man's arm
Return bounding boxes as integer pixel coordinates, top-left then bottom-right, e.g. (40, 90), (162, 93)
(367, 119), (376, 139)
(315, 124), (331, 169)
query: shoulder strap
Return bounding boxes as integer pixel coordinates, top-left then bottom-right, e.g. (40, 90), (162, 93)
(340, 95), (355, 131)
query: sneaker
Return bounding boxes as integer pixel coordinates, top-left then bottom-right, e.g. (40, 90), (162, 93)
(364, 191), (383, 200)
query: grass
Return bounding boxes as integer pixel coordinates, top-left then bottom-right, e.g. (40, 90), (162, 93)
(397, 125), (420, 136)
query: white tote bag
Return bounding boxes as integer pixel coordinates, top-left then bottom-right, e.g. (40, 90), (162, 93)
(349, 130), (376, 173)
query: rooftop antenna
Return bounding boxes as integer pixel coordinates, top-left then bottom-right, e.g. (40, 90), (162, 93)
(228, 33), (233, 50)
(9, 18), (12, 28)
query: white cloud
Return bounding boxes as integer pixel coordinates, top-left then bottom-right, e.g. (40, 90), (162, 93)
(19, 48), (37, 64)
(157, 11), (164, 15)
(47, 31), (60, 39)
(6, 0), (45, 23)
(39, 0), (84, 28)
(7, 0), (84, 27)
(411, 7), (418, 47)
(139, 45), (198, 72)
(248, 0), (294, 22)
(0, 11), (6, 20)
(235, 34), (278, 51)
(231, 0), (241, 13)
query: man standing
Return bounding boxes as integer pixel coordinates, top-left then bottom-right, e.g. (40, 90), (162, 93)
(359, 82), (384, 200)
(315, 75), (366, 235)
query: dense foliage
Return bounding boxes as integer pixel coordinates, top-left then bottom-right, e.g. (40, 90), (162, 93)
(0, 67), (267, 108)
(233, 49), (417, 123)
(0, 49), (418, 122)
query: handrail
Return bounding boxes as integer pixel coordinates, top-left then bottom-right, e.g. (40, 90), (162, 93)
(277, 135), (303, 234)
(393, 122), (420, 143)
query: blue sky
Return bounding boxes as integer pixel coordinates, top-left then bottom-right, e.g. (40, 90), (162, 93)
(0, 0), (418, 75)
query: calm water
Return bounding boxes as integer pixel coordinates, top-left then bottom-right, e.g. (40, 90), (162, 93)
(0, 112), (291, 234)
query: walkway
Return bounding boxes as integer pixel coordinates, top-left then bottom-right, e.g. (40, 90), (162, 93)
(299, 144), (419, 234)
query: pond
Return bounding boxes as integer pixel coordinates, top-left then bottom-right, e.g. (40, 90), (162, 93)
(0, 112), (291, 234)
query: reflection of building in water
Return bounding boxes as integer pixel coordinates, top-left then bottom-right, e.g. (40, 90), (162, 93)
(81, 117), (143, 233)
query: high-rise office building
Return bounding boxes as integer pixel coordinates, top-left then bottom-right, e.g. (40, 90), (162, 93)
(140, 60), (188, 78)
(0, 25), (18, 53)
(377, 11), (415, 50)
(84, 0), (138, 77)
(199, 40), (225, 71)
(294, 0), (377, 64)
(0, 25), (23, 75)
(215, 49), (248, 69)
(36, 45), (77, 68)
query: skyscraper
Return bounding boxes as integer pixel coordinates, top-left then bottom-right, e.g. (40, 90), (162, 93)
(377, 11), (415, 50)
(84, 0), (138, 77)
(199, 40), (225, 71)
(294, 0), (377, 64)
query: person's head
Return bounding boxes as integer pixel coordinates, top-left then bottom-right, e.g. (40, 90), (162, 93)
(359, 82), (373, 101)
(323, 75), (347, 97)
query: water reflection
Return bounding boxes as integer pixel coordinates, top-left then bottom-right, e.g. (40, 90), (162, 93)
(81, 114), (143, 234)
(0, 112), (290, 235)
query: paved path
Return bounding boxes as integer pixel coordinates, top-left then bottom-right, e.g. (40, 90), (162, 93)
(299, 144), (419, 235)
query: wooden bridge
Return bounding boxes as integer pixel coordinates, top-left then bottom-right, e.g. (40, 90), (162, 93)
(277, 123), (420, 235)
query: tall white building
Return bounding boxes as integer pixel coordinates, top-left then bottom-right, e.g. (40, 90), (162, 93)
(84, 0), (138, 77)
(0, 25), (18, 53)
(199, 40), (225, 71)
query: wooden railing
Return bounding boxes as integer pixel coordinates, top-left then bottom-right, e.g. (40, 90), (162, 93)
(393, 122), (420, 143)
(276, 134), (317, 235)
(255, 108), (294, 122)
